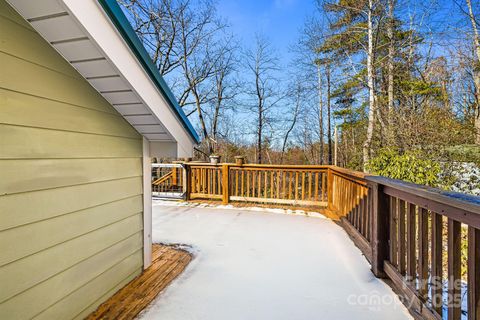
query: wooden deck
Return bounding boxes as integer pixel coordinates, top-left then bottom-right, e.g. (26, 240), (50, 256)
(86, 244), (192, 320)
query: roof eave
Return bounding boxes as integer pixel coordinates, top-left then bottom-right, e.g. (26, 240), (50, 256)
(97, 0), (200, 144)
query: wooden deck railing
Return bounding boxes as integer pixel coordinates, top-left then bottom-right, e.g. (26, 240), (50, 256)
(188, 164), (223, 200)
(187, 163), (330, 206)
(153, 161), (480, 319)
(368, 176), (480, 320)
(151, 163), (184, 195)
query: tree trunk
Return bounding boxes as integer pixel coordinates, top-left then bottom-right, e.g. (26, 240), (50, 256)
(466, 0), (480, 144)
(212, 73), (224, 154)
(334, 125), (338, 166)
(193, 89), (212, 154)
(281, 92), (300, 163)
(317, 64), (324, 164)
(326, 63), (333, 165)
(386, 0), (395, 146)
(257, 103), (263, 164)
(363, 0), (376, 170)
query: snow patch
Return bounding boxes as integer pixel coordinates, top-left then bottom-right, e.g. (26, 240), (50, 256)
(139, 204), (412, 320)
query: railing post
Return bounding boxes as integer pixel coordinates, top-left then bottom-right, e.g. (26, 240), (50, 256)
(172, 164), (178, 186)
(370, 180), (389, 278)
(222, 164), (230, 204)
(183, 163), (190, 201)
(327, 168), (334, 210)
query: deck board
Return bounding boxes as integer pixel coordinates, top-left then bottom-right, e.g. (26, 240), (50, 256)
(86, 244), (192, 320)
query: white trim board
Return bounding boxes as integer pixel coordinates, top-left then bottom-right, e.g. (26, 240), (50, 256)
(142, 137), (153, 269)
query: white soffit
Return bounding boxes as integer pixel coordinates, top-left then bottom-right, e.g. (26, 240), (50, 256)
(6, 0), (194, 149)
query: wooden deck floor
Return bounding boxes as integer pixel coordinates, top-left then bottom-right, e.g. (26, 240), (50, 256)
(86, 244), (192, 320)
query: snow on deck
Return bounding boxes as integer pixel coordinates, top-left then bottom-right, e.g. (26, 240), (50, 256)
(138, 201), (412, 320)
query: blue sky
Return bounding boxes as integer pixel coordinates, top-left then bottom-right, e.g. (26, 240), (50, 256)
(217, 0), (317, 67)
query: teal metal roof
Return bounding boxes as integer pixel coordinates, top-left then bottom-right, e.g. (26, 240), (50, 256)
(98, 0), (200, 143)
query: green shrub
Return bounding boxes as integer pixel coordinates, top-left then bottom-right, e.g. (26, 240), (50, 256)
(366, 149), (441, 187)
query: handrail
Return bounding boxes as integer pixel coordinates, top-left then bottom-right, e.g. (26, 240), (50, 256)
(185, 162), (331, 169)
(152, 171), (173, 185)
(368, 175), (480, 221)
(329, 165), (368, 179)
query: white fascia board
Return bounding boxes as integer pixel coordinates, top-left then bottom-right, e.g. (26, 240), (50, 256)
(61, 0), (194, 157)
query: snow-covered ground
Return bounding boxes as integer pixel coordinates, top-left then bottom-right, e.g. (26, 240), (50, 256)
(138, 200), (412, 320)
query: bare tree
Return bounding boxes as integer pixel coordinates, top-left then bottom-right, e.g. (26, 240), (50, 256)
(181, 37), (234, 153)
(207, 38), (240, 153)
(316, 58), (333, 164)
(120, 0), (222, 77)
(281, 79), (304, 163)
(120, 0), (232, 153)
(466, 0), (480, 143)
(291, 17), (327, 164)
(245, 35), (282, 164)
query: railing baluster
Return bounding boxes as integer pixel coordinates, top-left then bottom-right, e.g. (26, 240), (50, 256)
(398, 200), (406, 275)
(264, 170), (268, 199)
(407, 203), (417, 284)
(276, 170), (281, 199)
(288, 172), (292, 200)
(218, 168), (222, 195)
(301, 172), (305, 200)
(390, 197), (398, 267)
(468, 226), (480, 320)
(418, 207), (428, 301)
(356, 185), (360, 229)
(308, 171), (312, 200)
(241, 170), (245, 197)
(258, 170), (262, 198)
(358, 189), (364, 235)
(202, 168), (206, 194)
(431, 212), (443, 316)
(448, 218), (461, 320)
(406, 203), (416, 285)
(213, 168), (216, 195)
(352, 183), (357, 226)
(295, 172), (299, 201)
(247, 170), (250, 197)
(196, 169), (200, 193)
(360, 189), (366, 237)
(271, 170), (275, 198)
(366, 188), (371, 240)
(252, 170), (256, 198)
(235, 169), (239, 197)
(319, 172), (323, 202)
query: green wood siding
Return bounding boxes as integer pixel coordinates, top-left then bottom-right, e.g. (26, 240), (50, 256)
(0, 2), (144, 319)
